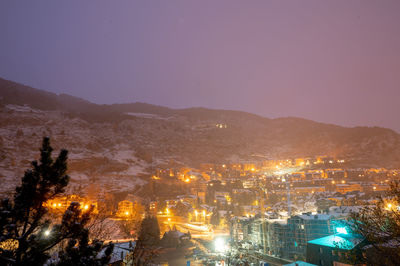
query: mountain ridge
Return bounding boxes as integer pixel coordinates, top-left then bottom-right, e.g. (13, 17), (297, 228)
(1, 77), (399, 170)
(1, 77), (396, 134)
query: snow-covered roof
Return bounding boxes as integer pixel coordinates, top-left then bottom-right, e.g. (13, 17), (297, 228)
(308, 234), (363, 250)
(107, 241), (135, 264)
(295, 214), (332, 220)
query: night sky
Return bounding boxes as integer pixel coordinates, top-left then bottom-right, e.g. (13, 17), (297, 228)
(1, 1), (400, 132)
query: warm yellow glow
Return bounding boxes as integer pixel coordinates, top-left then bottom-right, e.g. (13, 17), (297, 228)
(332, 181), (335, 184)
(57, 203), (61, 207)
(125, 211), (129, 216)
(387, 203), (392, 209)
(167, 218), (171, 222)
(341, 180), (345, 184)
(0, 239), (19, 250)
(53, 203), (57, 207)
(203, 210), (206, 216)
(373, 186), (377, 190)
(184, 178), (190, 183)
(84, 205), (89, 210)
(195, 210), (198, 216)
(251, 168), (255, 172)
(166, 208), (170, 215)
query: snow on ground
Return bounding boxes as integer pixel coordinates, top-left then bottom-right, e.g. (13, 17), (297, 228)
(5, 104), (43, 113)
(67, 148), (148, 193)
(125, 112), (175, 120)
(0, 108), (154, 196)
(104, 146), (135, 161)
(0, 170), (21, 195)
(67, 152), (88, 160)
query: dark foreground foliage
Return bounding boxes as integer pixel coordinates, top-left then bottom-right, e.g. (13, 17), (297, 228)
(0, 137), (113, 265)
(350, 181), (400, 265)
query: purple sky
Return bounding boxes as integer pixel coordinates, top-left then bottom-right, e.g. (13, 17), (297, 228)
(1, 1), (400, 132)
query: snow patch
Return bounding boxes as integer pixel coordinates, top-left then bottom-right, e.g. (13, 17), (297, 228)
(5, 104), (43, 113)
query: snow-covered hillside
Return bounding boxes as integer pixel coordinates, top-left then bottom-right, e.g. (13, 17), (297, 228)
(0, 105), (151, 195)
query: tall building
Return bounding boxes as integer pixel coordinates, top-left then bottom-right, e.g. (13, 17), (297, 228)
(235, 213), (346, 261)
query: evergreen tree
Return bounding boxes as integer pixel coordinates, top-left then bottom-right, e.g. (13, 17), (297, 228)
(0, 137), (113, 265)
(126, 215), (160, 265)
(210, 209), (220, 226)
(137, 215), (160, 247)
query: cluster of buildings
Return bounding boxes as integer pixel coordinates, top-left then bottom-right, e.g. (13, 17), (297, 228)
(44, 155), (399, 265)
(45, 194), (98, 214)
(149, 156), (399, 264)
(46, 195), (145, 220)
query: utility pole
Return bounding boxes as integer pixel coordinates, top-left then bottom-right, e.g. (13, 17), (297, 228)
(282, 175), (291, 217)
(259, 184), (267, 255)
(287, 177), (291, 217)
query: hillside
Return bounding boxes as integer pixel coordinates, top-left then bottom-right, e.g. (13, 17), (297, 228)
(1, 77), (400, 194)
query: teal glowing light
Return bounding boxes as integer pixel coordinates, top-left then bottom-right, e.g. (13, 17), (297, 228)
(308, 235), (355, 250)
(336, 227), (348, 234)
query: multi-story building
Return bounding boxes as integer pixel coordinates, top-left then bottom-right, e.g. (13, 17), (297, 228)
(46, 194), (98, 213)
(335, 183), (362, 194)
(116, 200), (134, 218)
(231, 217), (254, 242)
(238, 213), (345, 261)
(286, 214), (339, 260)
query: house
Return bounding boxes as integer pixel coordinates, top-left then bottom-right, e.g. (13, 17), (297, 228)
(306, 233), (364, 266)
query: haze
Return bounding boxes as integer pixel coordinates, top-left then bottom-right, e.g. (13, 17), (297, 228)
(1, 0), (400, 132)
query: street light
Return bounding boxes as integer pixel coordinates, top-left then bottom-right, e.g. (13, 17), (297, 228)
(44, 229), (51, 237)
(214, 238), (227, 253)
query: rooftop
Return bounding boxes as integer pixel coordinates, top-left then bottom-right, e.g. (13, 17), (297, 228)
(284, 261), (317, 266)
(308, 233), (363, 250)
